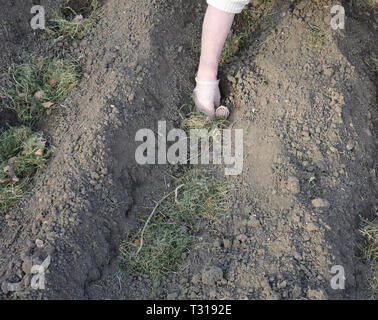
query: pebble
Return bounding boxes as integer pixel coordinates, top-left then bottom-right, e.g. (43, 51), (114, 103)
(346, 142), (354, 151)
(22, 258), (33, 274)
(307, 289), (326, 300)
(323, 67), (334, 77)
(311, 198), (330, 208)
(305, 222), (319, 232)
(287, 176), (300, 194)
(251, 0), (264, 6)
(90, 172), (100, 180)
(7, 220), (17, 227)
(35, 239), (44, 248)
(167, 292), (178, 300)
(191, 273), (201, 285)
(248, 216), (260, 228)
(294, 251), (302, 261)
(34, 90), (45, 99)
(202, 266), (223, 286)
(236, 234), (248, 243)
(296, 1), (306, 10)
(223, 239), (231, 248)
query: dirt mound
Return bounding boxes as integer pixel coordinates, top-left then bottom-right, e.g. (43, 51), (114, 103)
(0, 0), (377, 300)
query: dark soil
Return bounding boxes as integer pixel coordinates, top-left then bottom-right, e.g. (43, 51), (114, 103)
(0, 0), (377, 300)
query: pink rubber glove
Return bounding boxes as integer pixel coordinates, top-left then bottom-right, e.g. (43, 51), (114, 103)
(193, 77), (221, 117)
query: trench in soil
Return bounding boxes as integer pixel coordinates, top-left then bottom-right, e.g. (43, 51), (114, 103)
(0, 0), (377, 299)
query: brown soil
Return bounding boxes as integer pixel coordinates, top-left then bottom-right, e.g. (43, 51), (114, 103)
(0, 0), (377, 300)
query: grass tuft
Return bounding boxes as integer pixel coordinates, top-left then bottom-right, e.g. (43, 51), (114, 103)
(371, 57), (378, 81)
(220, 32), (247, 65)
(47, 0), (99, 40)
(304, 29), (327, 53)
(220, 0), (277, 64)
(179, 103), (229, 132)
(361, 210), (378, 299)
(120, 168), (228, 280)
(0, 58), (79, 126)
(0, 127), (49, 213)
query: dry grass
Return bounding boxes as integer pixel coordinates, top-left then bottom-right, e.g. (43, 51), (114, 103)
(220, 31), (247, 65)
(365, 0), (378, 10)
(0, 58), (79, 126)
(120, 168), (228, 280)
(179, 103), (229, 132)
(361, 209), (378, 299)
(0, 127), (49, 213)
(304, 28), (328, 53)
(47, 0), (99, 40)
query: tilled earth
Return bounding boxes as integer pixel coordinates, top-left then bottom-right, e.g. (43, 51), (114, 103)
(0, 0), (377, 300)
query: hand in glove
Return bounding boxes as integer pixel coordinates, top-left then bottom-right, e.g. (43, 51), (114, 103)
(193, 77), (221, 118)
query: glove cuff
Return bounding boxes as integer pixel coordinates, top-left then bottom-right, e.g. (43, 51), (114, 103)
(195, 77), (220, 85)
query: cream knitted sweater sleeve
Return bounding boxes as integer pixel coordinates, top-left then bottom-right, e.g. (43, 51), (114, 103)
(207, 0), (250, 13)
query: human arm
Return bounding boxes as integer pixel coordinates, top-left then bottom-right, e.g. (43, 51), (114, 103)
(194, 1), (249, 117)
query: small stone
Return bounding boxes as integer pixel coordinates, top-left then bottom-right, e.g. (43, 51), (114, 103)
(323, 67), (334, 77)
(294, 251), (302, 261)
(292, 285), (302, 298)
(209, 289), (217, 299)
(248, 216), (259, 228)
(305, 222), (318, 232)
(7, 220), (17, 227)
(34, 90), (45, 100)
(296, 1), (306, 10)
(251, 0), (263, 6)
(346, 142), (354, 151)
(223, 239), (231, 248)
(311, 198), (330, 209)
(287, 176), (300, 194)
(191, 273), (201, 285)
(202, 266), (223, 286)
(307, 289), (326, 300)
(167, 292), (178, 300)
(278, 280), (287, 289)
(23, 274), (31, 287)
(236, 234), (248, 243)
(90, 172), (100, 180)
(190, 292), (197, 299)
(35, 239), (44, 248)
(22, 259), (33, 274)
